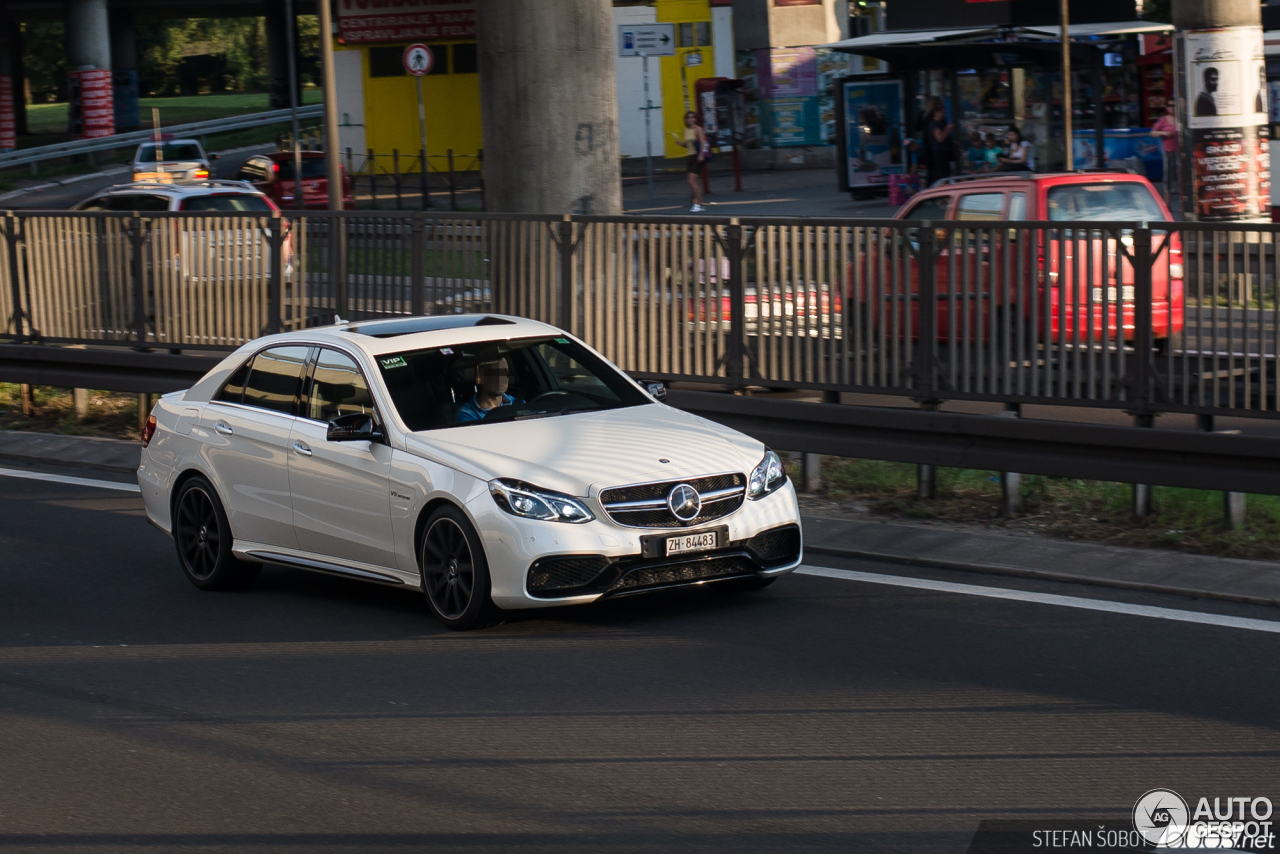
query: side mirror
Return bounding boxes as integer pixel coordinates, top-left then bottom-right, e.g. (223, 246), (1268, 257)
(327, 412), (382, 442)
(646, 381), (667, 402)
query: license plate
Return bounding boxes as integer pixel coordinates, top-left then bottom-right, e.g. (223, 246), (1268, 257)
(666, 531), (718, 556)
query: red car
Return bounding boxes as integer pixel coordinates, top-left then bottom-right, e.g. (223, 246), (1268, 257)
(875, 171), (1184, 349)
(236, 151), (355, 210)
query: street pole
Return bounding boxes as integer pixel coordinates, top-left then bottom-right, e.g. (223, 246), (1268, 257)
(284, 0), (302, 210)
(416, 73), (429, 208)
(317, 0), (343, 210)
(1060, 0), (1073, 170)
(642, 52), (653, 199)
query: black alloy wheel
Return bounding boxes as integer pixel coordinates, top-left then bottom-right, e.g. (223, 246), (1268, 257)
(172, 476), (261, 590)
(419, 505), (497, 630)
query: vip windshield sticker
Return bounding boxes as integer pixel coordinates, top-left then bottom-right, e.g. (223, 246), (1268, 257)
(379, 356), (408, 369)
(554, 338), (569, 344)
(440, 348), (453, 355)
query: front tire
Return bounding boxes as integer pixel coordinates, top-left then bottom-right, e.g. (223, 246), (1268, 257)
(419, 505), (497, 630)
(172, 476), (261, 590)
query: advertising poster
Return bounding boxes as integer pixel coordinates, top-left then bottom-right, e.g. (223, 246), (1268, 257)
(0, 76), (14, 151)
(71, 69), (115, 139)
(767, 97), (820, 146)
(842, 79), (904, 186)
(1182, 26), (1269, 219)
(759, 48), (817, 98)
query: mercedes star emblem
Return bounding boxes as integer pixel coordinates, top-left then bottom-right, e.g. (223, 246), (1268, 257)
(666, 483), (701, 522)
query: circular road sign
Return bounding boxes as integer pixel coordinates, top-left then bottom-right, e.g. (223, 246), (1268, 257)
(404, 44), (434, 77)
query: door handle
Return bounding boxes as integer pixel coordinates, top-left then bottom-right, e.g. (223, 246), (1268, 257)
(292, 441), (312, 457)
(215, 421), (233, 436)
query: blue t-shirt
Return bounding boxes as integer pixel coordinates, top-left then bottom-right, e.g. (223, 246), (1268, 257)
(456, 393), (513, 423)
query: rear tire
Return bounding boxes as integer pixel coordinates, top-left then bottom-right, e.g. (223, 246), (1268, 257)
(418, 505), (499, 630)
(172, 476), (261, 590)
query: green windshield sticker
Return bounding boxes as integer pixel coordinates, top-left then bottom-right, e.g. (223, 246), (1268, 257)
(380, 356), (408, 369)
(555, 337), (569, 344)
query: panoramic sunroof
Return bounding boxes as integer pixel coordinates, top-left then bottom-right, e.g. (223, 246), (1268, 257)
(345, 316), (516, 338)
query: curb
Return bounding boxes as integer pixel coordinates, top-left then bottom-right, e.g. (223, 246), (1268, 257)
(805, 543), (1280, 610)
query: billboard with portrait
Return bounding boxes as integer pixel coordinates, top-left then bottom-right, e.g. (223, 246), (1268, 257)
(842, 79), (905, 187)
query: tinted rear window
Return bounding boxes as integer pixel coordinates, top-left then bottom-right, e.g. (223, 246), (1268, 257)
(901, 195), (951, 220)
(139, 143), (202, 162)
(276, 159), (329, 180)
(182, 195), (273, 212)
(1046, 183), (1164, 221)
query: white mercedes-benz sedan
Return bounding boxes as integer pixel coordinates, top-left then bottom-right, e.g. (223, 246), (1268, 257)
(138, 315), (802, 629)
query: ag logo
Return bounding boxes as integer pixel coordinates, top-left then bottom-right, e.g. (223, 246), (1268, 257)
(1133, 788), (1189, 846)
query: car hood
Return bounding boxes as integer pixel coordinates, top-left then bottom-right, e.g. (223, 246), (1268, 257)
(400, 403), (764, 497)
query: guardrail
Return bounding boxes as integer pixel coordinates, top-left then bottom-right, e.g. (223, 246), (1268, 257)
(0, 105), (325, 172)
(3, 209), (1280, 427)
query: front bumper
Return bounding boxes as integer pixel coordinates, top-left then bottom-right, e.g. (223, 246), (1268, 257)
(527, 523), (801, 599)
(471, 479), (802, 610)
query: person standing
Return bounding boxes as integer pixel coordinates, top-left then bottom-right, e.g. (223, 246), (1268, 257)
(672, 111), (710, 213)
(996, 127), (1035, 172)
(924, 102), (955, 187)
(1151, 101), (1179, 204)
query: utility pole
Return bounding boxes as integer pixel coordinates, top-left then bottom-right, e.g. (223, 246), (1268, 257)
(284, 0), (303, 210)
(317, 0), (343, 210)
(1172, 0), (1266, 220)
(641, 51), (654, 198)
(1060, 0), (1072, 170)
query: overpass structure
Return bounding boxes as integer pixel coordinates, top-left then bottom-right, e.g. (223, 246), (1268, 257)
(0, 0), (317, 140)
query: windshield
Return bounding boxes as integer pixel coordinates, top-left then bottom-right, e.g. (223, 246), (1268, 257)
(139, 143), (203, 162)
(1046, 183), (1165, 221)
(376, 336), (650, 431)
(181, 195), (273, 212)
(276, 159), (329, 180)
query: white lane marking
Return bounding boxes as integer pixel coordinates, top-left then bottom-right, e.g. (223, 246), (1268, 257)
(797, 564), (1280, 635)
(0, 465), (141, 493)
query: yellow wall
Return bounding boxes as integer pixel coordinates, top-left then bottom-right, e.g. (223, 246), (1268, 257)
(338, 42), (482, 170)
(656, 0), (718, 159)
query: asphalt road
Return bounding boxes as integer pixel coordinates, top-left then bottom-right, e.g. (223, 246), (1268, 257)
(4, 144), (275, 210)
(1, 466), (1278, 853)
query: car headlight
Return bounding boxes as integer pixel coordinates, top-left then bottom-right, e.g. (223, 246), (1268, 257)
(489, 479), (594, 523)
(747, 449), (786, 500)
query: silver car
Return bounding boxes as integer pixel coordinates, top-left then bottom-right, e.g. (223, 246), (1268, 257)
(131, 138), (218, 184)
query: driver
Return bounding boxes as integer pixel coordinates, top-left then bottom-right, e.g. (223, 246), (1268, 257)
(456, 358), (514, 423)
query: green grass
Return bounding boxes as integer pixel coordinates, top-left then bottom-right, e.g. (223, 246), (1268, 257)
(0, 384), (143, 439)
(799, 456), (1280, 561)
(25, 90), (323, 136)
(304, 247), (489, 279)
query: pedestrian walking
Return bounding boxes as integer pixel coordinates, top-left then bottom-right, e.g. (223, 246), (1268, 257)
(672, 111), (710, 213)
(1151, 101), (1179, 204)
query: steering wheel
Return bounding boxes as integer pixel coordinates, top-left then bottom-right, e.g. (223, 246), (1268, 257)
(530, 390), (571, 403)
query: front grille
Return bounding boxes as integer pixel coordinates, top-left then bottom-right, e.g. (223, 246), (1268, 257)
(745, 525), (801, 568)
(528, 555), (615, 594)
(612, 556), (754, 591)
(600, 473), (746, 528)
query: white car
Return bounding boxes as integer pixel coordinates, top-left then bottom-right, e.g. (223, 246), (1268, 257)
(138, 315), (802, 629)
(131, 138), (217, 184)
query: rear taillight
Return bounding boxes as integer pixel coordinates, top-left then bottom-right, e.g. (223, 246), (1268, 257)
(141, 415), (157, 448)
(194, 169), (209, 179)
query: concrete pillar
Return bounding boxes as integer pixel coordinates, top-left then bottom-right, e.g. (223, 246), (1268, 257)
(1132, 413), (1154, 517)
(1225, 491), (1247, 530)
(478, 0), (622, 215)
(72, 388), (88, 419)
(265, 0), (301, 111)
(109, 8), (139, 131)
(997, 404), (1021, 516)
(0, 25), (14, 151)
(65, 0), (113, 137)
(9, 22), (25, 137)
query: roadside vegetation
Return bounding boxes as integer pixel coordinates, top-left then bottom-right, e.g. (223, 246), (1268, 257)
(791, 456), (1280, 561)
(0, 384), (142, 440)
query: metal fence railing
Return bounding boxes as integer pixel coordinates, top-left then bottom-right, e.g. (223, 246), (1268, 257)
(5, 209), (1280, 422)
